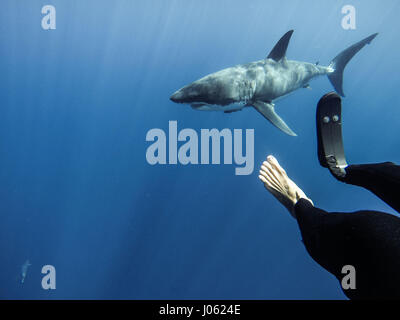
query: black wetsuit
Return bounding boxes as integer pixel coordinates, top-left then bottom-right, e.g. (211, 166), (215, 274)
(294, 162), (400, 300)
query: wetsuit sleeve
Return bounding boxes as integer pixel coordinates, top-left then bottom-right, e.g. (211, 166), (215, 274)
(343, 162), (400, 213)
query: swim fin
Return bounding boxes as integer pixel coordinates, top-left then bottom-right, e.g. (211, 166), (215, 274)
(316, 92), (347, 180)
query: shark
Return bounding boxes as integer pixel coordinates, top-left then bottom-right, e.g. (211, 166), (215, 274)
(21, 259), (31, 284)
(170, 30), (378, 136)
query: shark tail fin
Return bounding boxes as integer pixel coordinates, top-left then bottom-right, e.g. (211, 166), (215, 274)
(328, 33), (378, 97)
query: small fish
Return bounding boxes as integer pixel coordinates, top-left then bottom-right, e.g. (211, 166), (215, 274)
(21, 260), (31, 284)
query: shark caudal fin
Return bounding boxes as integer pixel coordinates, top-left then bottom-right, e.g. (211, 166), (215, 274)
(328, 33), (378, 97)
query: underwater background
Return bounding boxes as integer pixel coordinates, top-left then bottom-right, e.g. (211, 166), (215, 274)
(0, 0), (399, 299)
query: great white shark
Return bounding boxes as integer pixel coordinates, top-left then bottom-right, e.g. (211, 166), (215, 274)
(170, 30), (378, 136)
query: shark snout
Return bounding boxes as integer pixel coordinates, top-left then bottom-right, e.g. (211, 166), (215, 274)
(170, 80), (220, 105)
(170, 89), (185, 103)
(170, 83), (201, 104)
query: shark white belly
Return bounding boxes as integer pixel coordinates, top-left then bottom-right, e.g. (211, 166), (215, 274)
(191, 102), (247, 112)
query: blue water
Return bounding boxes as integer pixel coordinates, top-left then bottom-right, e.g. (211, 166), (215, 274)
(1, 0), (399, 299)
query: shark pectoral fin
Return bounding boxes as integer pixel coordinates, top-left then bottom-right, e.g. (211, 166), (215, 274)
(253, 101), (297, 136)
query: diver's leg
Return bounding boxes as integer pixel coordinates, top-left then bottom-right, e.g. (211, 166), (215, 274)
(316, 93), (400, 212)
(258, 155), (400, 299)
(294, 198), (400, 300)
(344, 162), (400, 213)
(258, 155), (313, 219)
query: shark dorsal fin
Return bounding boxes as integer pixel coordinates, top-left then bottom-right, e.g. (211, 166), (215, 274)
(267, 30), (294, 62)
